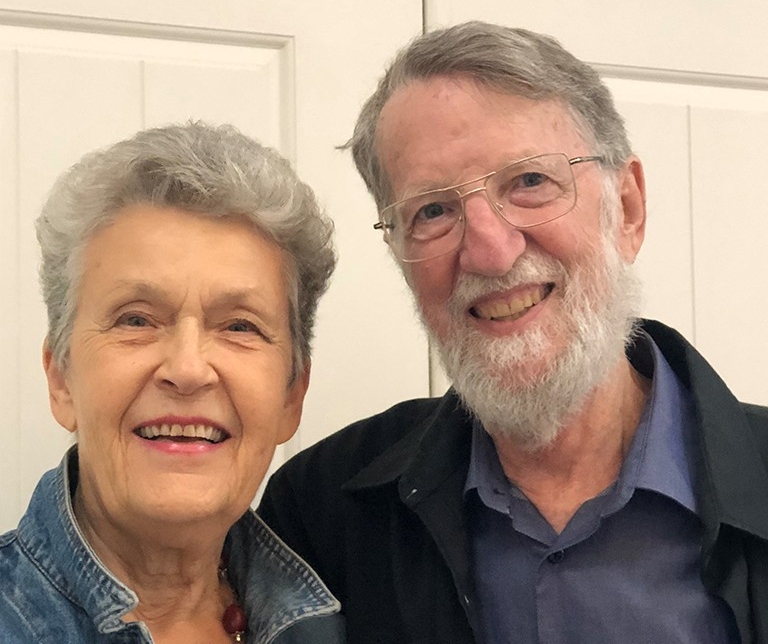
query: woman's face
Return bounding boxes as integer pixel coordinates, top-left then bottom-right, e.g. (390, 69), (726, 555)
(44, 205), (308, 533)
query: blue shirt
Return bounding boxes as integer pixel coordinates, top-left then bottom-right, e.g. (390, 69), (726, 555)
(0, 448), (345, 643)
(466, 333), (739, 644)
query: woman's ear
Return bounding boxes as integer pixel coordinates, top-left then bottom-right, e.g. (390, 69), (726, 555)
(276, 361), (311, 445)
(43, 340), (77, 433)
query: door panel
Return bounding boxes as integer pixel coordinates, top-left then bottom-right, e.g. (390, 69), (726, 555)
(692, 106), (768, 404)
(613, 97), (693, 338)
(426, 0), (768, 77)
(0, 48), (19, 529)
(15, 40), (147, 524)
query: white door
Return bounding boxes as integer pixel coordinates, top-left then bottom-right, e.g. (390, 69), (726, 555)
(426, 1), (768, 407)
(0, 0), (425, 531)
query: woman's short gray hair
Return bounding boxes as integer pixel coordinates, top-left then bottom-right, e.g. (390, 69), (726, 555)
(36, 122), (336, 378)
(348, 21), (632, 210)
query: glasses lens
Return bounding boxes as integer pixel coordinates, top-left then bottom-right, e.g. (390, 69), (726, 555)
(385, 189), (464, 261)
(487, 154), (577, 227)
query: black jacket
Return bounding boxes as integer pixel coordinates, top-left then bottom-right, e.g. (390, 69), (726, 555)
(259, 320), (768, 643)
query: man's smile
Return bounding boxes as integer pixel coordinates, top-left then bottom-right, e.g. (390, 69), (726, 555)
(469, 283), (554, 322)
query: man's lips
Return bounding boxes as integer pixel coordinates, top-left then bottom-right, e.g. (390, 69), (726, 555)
(470, 283), (553, 322)
(133, 422), (229, 445)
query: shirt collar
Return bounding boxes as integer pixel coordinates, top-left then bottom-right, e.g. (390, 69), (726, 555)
(466, 332), (699, 515)
(465, 415), (509, 513)
(620, 331), (698, 513)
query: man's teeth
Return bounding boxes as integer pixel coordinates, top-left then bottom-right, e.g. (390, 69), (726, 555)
(137, 424), (224, 443)
(474, 287), (546, 321)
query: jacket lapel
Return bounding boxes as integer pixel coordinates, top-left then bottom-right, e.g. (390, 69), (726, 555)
(645, 319), (768, 642)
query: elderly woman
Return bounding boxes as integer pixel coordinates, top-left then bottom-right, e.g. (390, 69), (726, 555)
(0, 122), (342, 643)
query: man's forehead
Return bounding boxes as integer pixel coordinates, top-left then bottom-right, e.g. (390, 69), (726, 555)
(379, 75), (572, 123)
(375, 76), (586, 193)
(378, 78), (580, 148)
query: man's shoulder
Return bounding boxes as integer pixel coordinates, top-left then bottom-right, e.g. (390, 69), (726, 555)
(742, 402), (768, 458)
(743, 402), (768, 423)
(283, 394), (449, 482)
(258, 394), (458, 567)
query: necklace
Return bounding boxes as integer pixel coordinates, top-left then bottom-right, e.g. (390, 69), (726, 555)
(222, 602), (246, 642)
(219, 562), (247, 643)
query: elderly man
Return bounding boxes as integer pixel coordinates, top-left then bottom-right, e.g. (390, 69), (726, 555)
(259, 21), (768, 644)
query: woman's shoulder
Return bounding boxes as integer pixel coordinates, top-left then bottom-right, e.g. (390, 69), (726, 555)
(0, 528), (26, 588)
(0, 531), (128, 642)
(0, 531), (75, 641)
(0, 525), (18, 548)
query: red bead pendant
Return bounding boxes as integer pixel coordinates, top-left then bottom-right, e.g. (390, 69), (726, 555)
(222, 603), (247, 635)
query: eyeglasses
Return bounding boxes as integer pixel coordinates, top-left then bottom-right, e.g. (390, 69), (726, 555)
(374, 153), (603, 263)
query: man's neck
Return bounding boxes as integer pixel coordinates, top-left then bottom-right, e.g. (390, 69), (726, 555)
(489, 358), (651, 533)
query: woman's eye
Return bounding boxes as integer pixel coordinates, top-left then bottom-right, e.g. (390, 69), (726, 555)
(116, 313), (151, 327)
(227, 319), (259, 333)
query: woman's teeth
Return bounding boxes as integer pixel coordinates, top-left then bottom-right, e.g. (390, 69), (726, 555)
(136, 424), (224, 444)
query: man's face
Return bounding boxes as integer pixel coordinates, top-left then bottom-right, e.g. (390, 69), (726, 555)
(376, 76), (645, 442)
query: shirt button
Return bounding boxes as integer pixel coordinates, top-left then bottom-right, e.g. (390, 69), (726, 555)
(547, 550), (565, 564)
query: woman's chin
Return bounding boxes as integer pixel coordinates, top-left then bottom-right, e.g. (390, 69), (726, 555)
(118, 483), (251, 533)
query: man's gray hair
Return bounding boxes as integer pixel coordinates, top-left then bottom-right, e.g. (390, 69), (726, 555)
(348, 21), (631, 210)
(36, 121), (336, 378)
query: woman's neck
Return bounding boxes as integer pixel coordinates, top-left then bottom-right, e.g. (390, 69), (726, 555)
(73, 489), (237, 643)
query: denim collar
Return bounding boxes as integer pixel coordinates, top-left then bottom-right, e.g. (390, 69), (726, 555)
(16, 447), (340, 641)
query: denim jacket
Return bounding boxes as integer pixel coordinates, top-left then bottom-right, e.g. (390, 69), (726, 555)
(0, 448), (345, 643)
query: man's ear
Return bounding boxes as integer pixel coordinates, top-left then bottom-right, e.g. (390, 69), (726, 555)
(277, 360), (311, 445)
(616, 156), (647, 263)
(42, 339), (76, 433)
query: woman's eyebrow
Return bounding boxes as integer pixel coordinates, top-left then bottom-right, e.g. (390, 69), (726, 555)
(108, 280), (172, 302)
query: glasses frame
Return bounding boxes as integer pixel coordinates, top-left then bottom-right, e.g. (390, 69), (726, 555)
(374, 153), (604, 263)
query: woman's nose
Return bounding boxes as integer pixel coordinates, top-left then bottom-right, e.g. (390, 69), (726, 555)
(155, 320), (218, 395)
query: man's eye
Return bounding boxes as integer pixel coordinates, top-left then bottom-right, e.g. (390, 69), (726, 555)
(417, 202), (447, 220)
(496, 171), (561, 209)
(518, 172), (548, 188)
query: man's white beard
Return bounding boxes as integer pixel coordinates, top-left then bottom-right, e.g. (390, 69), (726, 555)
(421, 204), (643, 450)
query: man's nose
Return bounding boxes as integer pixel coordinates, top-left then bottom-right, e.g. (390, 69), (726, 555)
(155, 320), (218, 395)
(457, 190), (527, 276)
